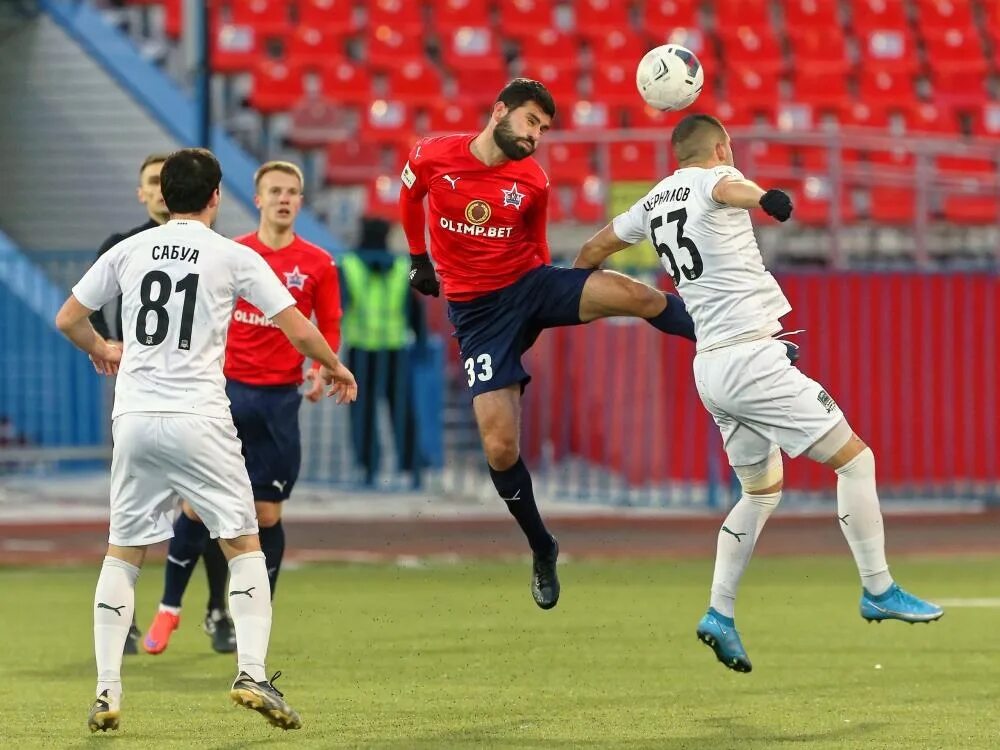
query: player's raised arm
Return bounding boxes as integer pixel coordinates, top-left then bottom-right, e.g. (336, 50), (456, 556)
(573, 224), (633, 269)
(713, 177), (793, 222)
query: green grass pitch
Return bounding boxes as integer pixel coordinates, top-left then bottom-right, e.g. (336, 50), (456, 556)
(0, 556), (996, 749)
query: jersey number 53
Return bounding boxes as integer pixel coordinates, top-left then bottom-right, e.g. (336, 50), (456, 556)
(650, 208), (704, 284)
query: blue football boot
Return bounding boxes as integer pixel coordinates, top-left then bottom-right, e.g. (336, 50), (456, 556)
(696, 608), (752, 673)
(860, 583), (944, 624)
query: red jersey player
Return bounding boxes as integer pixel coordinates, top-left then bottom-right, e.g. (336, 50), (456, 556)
(399, 79), (697, 610)
(144, 161), (351, 654)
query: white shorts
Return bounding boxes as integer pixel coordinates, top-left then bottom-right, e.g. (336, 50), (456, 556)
(108, 414), (258, 547)
(693, 338), (844, 466)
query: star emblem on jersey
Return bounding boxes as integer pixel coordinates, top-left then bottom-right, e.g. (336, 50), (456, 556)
(501, 182), (524, 210)
(283, 266), (308, 290)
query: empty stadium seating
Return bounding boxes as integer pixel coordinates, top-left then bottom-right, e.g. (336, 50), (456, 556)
(124, 0), (1000, 227)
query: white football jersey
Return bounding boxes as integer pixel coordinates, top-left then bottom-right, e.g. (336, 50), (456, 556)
(73, 219), (295, 419)
(612, 165), (791, 351)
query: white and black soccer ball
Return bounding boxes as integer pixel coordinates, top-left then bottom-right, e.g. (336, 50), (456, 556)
(635, 44), (705, 112)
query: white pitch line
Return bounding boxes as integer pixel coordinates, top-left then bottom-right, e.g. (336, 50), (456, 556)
(935, 598), (1000, 608)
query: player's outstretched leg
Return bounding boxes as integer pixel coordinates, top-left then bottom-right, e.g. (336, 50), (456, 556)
(697, 448), (783, 672)
(144, 508), (209, 654)
(90, 552), (141, 732)
(808, 421), (943, 624)
(202, 540), (236, 653)
(577, 270), (696, 340)
(223, 540), (301, 729)
(475, 387), (559, 609)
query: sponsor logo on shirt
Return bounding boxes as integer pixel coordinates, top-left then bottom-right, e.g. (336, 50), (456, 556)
(233, 309), (279, 328)
(501, 182), (525, 209)
(464, 200), (491, 225)
(401, 161), (416, 188)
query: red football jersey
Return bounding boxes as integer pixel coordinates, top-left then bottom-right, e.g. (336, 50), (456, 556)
(398, 133), (551, 301)
(225, 233), (342, 386)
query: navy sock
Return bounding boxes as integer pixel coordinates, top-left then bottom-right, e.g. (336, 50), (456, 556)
(203, 539), (229, 613)
(489, 457), (555, 555)
(259, 521), (285, 598)
(646, 292), (696, 341)
(162, 513), (209, 608)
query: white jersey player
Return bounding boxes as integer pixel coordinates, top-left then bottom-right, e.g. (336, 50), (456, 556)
(574, 114), (942, 673)
(55, 148), (357, 733)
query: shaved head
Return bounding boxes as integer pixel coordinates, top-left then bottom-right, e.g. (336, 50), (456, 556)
(671, 114), (729, 165)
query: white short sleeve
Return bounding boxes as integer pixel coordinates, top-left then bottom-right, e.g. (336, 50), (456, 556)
(703, 166), (746, 206)
(72, 251), (121, 311)
(236, 249), (296, 318)
(611, 200), (649, 245)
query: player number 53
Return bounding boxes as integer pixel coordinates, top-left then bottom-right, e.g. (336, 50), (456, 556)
(464, 353), (493, 386)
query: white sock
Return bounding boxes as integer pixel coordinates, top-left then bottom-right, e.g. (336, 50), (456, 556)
(94, 556), (140, 698)
(709, 491), (781, 618)
(836, 448), (893, 595)
(158, 604), (181, 616)
(228, 551), (271, 683)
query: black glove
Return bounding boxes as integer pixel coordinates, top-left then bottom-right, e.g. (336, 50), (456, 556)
(409, 253), (440, 297)
(783, 340), (800, 365)
(759, 189), (793, 222)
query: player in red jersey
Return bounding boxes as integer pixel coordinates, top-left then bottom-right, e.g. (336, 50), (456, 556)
(144, 161), (350, 653)
(400, 79), (697, 609)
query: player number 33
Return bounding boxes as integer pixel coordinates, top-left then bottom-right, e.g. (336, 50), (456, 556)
(464, 353), (493, 387)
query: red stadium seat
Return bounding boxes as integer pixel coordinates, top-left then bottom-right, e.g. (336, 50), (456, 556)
(868, 186), (915, 223)
(326, 140), (383, 185)
(784, 0), (841, 28)
(358, 99), (415, 144)
(298, 0), (358, 34)
(857, 68), (917, 109)
(742, 142), (795, 179)
(784, 177), (856, 226)
(321, 58), (373, 105)
(542, 143), (593, 183)
(575, 0), (631, 39)
(642, 0), (699, 29)
(365, 25), (426, 70)
(365, 0), (423, 34)
(287, 97), (356, 149)
(928, 69), (989, 110)
(935, 154), (995, 176)
(714, 0), (770, 26)
(566, 100), (614, 130)
(498, 0), (555, 39)
(718, 26), (784, 76)
(941, 189), (999, 224)
(837, 101), (891, 129)
(449, 66), (512, 106)
(229, 0), (291, 36)
(970, 103), (1000, 139)
(569, 176), (608, 223)
(849, 0), (908, 33)
(904, 103), (957, 134)
(858, 29), (920, 74)
(248, 60), (304, 114)
(520, 63), (580, 104)
(163, 0), (182, 39)
(787, 28), (850, 75)
(440, 26), (503, 73)
(433, 0), (491, 34)
(792, 69), (851, 109)
(725, 66), (782, 114)
(365, 173), (403, 219)
(608, 141), (662, 182)
(518, 30), (579, 68)
(590, 62), (636, 105)
(915, 0), (975, 29)
(286, 26), (349, 71)
(211, 23), (260, 74)
(921, 27), (988, 75)
(588, 29), (649, 66)
(426, 102), (489, 133)
(383, 59), (445, 104)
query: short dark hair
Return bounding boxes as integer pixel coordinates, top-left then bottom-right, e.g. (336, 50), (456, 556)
(139, 153), (169, 177)
(497, 78), (556, 119)
(160, 148), (222, 214)
(671, 113), (726, 163)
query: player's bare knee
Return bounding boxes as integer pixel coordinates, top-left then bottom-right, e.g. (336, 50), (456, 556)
(734, 447), (783, 497)
(255, 501), (282, 528)
(485, 440), (519, 471)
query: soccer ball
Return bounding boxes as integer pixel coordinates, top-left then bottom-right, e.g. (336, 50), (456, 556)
(635, 44), (705, 112)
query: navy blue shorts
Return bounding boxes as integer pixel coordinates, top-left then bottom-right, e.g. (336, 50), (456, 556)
(226, 379), (302, 502)
(447, 265), (595, 397)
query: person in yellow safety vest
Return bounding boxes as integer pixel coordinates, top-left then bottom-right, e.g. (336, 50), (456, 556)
(338, 217), (427, 486)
